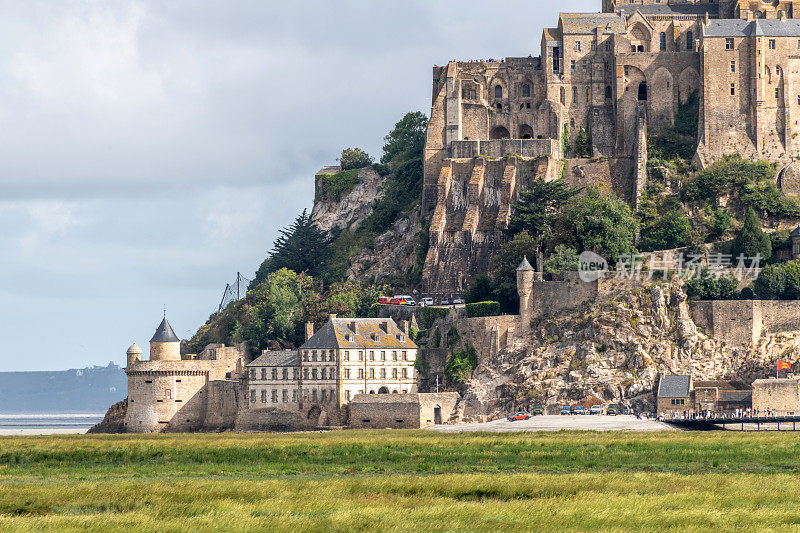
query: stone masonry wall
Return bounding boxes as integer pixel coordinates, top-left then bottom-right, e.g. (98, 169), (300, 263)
(752, 378), (800, 414)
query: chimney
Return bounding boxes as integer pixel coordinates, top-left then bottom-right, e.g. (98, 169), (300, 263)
(305, 322), (314, 342)
(329, 314), (337, 321)
(747, 10), (753, 21)
(380, 320), (389, 333)
(705, 11), (709, 25)
(350, 321), (357, 334)
(400, 320), (410, 336)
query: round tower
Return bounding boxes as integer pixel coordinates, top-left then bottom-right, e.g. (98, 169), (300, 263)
(149, 317), (181, 361)
(516, 256), (535, 322)
(126, 343), (143, 367)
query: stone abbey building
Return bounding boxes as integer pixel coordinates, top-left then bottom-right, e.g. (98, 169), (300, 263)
(422, 0), (800, 296)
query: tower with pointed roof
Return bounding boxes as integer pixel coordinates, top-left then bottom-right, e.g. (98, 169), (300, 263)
(517, 256), (535, 325)
(149, 317), (181, 361)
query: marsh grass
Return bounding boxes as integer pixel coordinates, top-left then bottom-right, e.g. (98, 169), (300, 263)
(3, 431), (800, 531)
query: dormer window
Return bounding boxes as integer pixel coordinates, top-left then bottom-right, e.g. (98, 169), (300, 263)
(347, 334), (355, 342)
(372, 333), (381, 342)
(399, 334), (406, 342)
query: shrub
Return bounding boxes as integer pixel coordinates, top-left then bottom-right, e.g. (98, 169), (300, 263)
(317, 169), (360, 202)
(755, 263), (787, 300)
(466, 301), (501, 318)
(544, 245), (579, 275)
(638, 209), (692, 252)
(422, 307), (449, 329)
(684, 269), (739, 300)
(573, 128), (591, 158)
(445, 344), (478, 383)
(339, 147), (373, 171)
(465, 275), (495, 304)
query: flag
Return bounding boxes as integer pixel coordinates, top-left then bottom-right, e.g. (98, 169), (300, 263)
(778, 361), (792, 371)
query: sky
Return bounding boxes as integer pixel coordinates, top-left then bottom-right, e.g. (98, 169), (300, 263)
(0, 0), (596, 372)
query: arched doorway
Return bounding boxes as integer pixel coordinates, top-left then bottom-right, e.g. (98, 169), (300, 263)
(378, 386), (389, 394)
(490, 126), (510, 139)
(518, 124), (534, 139)
(638, 82), (648, 101)
(434, 405), (442, 424)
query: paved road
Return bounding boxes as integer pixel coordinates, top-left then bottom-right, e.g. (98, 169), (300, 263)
(430, 415), (673, 433)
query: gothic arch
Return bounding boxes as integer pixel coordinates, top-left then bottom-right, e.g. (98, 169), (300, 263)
(629, 23), (652, 52)
(651, 67), (675, 127)
(518, 124), (534, 139)
(490, 126), (510, 139)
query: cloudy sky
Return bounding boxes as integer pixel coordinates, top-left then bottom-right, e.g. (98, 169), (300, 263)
(0, 0), (596, 372)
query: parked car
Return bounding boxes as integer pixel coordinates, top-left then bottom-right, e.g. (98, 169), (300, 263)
(452, 297), (465, 305)
(405, 299), (417, 307)
(378, 296), (391, 305)
(531, 405), (544, 416)
(607, 404), (620, 416)
(589, 405), (603, 415)
(389, 298), (402, 305)
(507, 411), (531, 422)
(622, 408), (633, 415)
(560, 405), (572, 415)
(571, 405), (587, 415)
(421, 298), (434, 307)
(440, 298), (451, 306)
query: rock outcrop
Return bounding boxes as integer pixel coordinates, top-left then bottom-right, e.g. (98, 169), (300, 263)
(87, 399), (127, 434)
(311, 166), (386, 233)
(440, 281), (800, 422)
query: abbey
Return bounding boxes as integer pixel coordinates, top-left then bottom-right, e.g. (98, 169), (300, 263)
(422, 0), (800, 296)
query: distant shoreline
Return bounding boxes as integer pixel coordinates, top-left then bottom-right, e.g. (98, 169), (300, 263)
(0, 413), (103, 436)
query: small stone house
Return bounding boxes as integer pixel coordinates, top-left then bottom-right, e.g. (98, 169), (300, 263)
(656, 375), (692, 416)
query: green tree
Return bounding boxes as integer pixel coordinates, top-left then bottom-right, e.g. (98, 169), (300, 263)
(254, 210), (331, 284)
(381, 112), (428, 168)
(338, 147), (373, 170)
(543, 245), (579, 276)
(684, 270), (739, 300)
(638, 209), (692, 252)
(573, 128), (591, 158)
(464, 274), (495, 304)
(783, 260), (800, 300)
(731, 208), (771, 265)
(491, 231), (540, 313)
(445, 344), (478, 384)
(755, 263), (787, 300)
(555, 187), (639, 263)
(507, 178), (580, 253)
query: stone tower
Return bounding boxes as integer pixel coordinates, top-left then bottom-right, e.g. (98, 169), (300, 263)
(126, 343), (142, 367)
(516, 256), (535, 324)
(149, 317), (181, 361)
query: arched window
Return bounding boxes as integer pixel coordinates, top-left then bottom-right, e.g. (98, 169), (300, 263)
(496, 102), (503, 111)
(522, 84), (531, 98)
(605, 85), (612, 99)
(572, 86), (578, 102)
(660, 32), (667, 51)
(686, 31), (693, 51)
(495, 85), (503, 99)
(638, 82), (648, 101)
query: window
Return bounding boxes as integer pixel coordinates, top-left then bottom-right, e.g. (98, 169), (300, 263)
(726, 38), (734, 50)
(312, 389), (317, 402)
(605, 43), (611, 51)
(303, 368), (309, 379)
(402, 368), (408, 379)
(731, 61), (736, 73)
(381, 351), (386, 361)
(369, 351), (375, 361)
(496, 103), (502, 111)
(293, 368), (298, 380)
(346, 390), (351, 402)
(345, 368), (351, 379)
(358, 351), (364, 361)
(312, 351), (317, 362)
(686, 31), (693, 51)
(282, 368), (288, 380)
(321, 389), (327, 402)
(591, 42), (597, 51)
(586, 87), (590, 103)
(261, 389), (267, 403)
(574, 40), (581, 52)
(271, 368), (277, 380)
(331, 390), (336, 402)
(303, 351), (308, 361)
(494, 85), (503, 99)
(522, 84), (531, 98)
(797, 95), (800, 105)
(250, 390), (256, 403)
(312, 368), (318, 380)
(560, 87), (565, 104)
(250, 369), (256, 380)
(572, 86), (577, 102)
(570, 60), (576, 72)
(392, 368), (398, 379)
(329, 351), (335, 362)
(660, 32), (666, 51)
(392, 351), (398, 361)
(731, 83), (736, 96)
(321, 368), (326, 380)
(292, 389), (297, 402)
(402, 351), (407, 360)
(624, 66), (630, 77)
(331, 368), (336, 380)
(270, 390), (277, 403)
(370, 368), (375, 379)
(282, 389), (288, 402)
(605, 85), (612, 99)
(260, 368), (266, 380)
(769, 39), (776, 50)
(776, 88), (781, 99)
(344, 351), (350, 361)
(380, 368), (386, 379)
(358, 368), (364, 379)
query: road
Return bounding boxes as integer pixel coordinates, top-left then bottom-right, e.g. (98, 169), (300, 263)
(430, 414), (673, 433)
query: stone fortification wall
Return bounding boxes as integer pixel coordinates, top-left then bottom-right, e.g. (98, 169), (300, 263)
(349, 392), (460, 429)
(203, 380), (242, 431)
(125, 371), (209, 433)
(455, 316), (519, 362)
(689, 300), (800, 345)
(752, 378), (800, 415)
(235, 407), (319, 432)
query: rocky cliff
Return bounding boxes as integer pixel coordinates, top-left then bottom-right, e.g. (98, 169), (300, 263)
(438, 281), (798, 421)
(311, 166), (386, 233)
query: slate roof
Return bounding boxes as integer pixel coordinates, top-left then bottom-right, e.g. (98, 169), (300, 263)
(247, 350), (299, 367)
(694, 380), (751, 391)
(657, 375), (691, 398)
(301, 318), (417, 350)
(559, 13), (626, 35)
(705, 19), (800, 38)
(150, 318), (179, 343)
(616, 3), (718, 16)
(517, 256), (534, 272)
(791, 225), (800, 237)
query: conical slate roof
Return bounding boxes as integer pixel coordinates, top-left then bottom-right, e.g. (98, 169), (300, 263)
(517, 256), (534, 271)
(150, 317), (179, 343)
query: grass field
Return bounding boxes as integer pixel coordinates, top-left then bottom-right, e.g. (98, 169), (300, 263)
(3, 430), (800, 531)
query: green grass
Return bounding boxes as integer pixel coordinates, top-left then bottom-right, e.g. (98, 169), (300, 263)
(3, 431), (800, 531)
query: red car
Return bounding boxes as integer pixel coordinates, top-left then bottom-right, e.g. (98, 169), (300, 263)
(507, 411), (531, 421)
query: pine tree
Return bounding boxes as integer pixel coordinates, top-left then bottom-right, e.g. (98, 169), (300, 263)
(731, 208), (771, 266)
(507, 178), (580, 253)
(253, 210), (331, 284)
